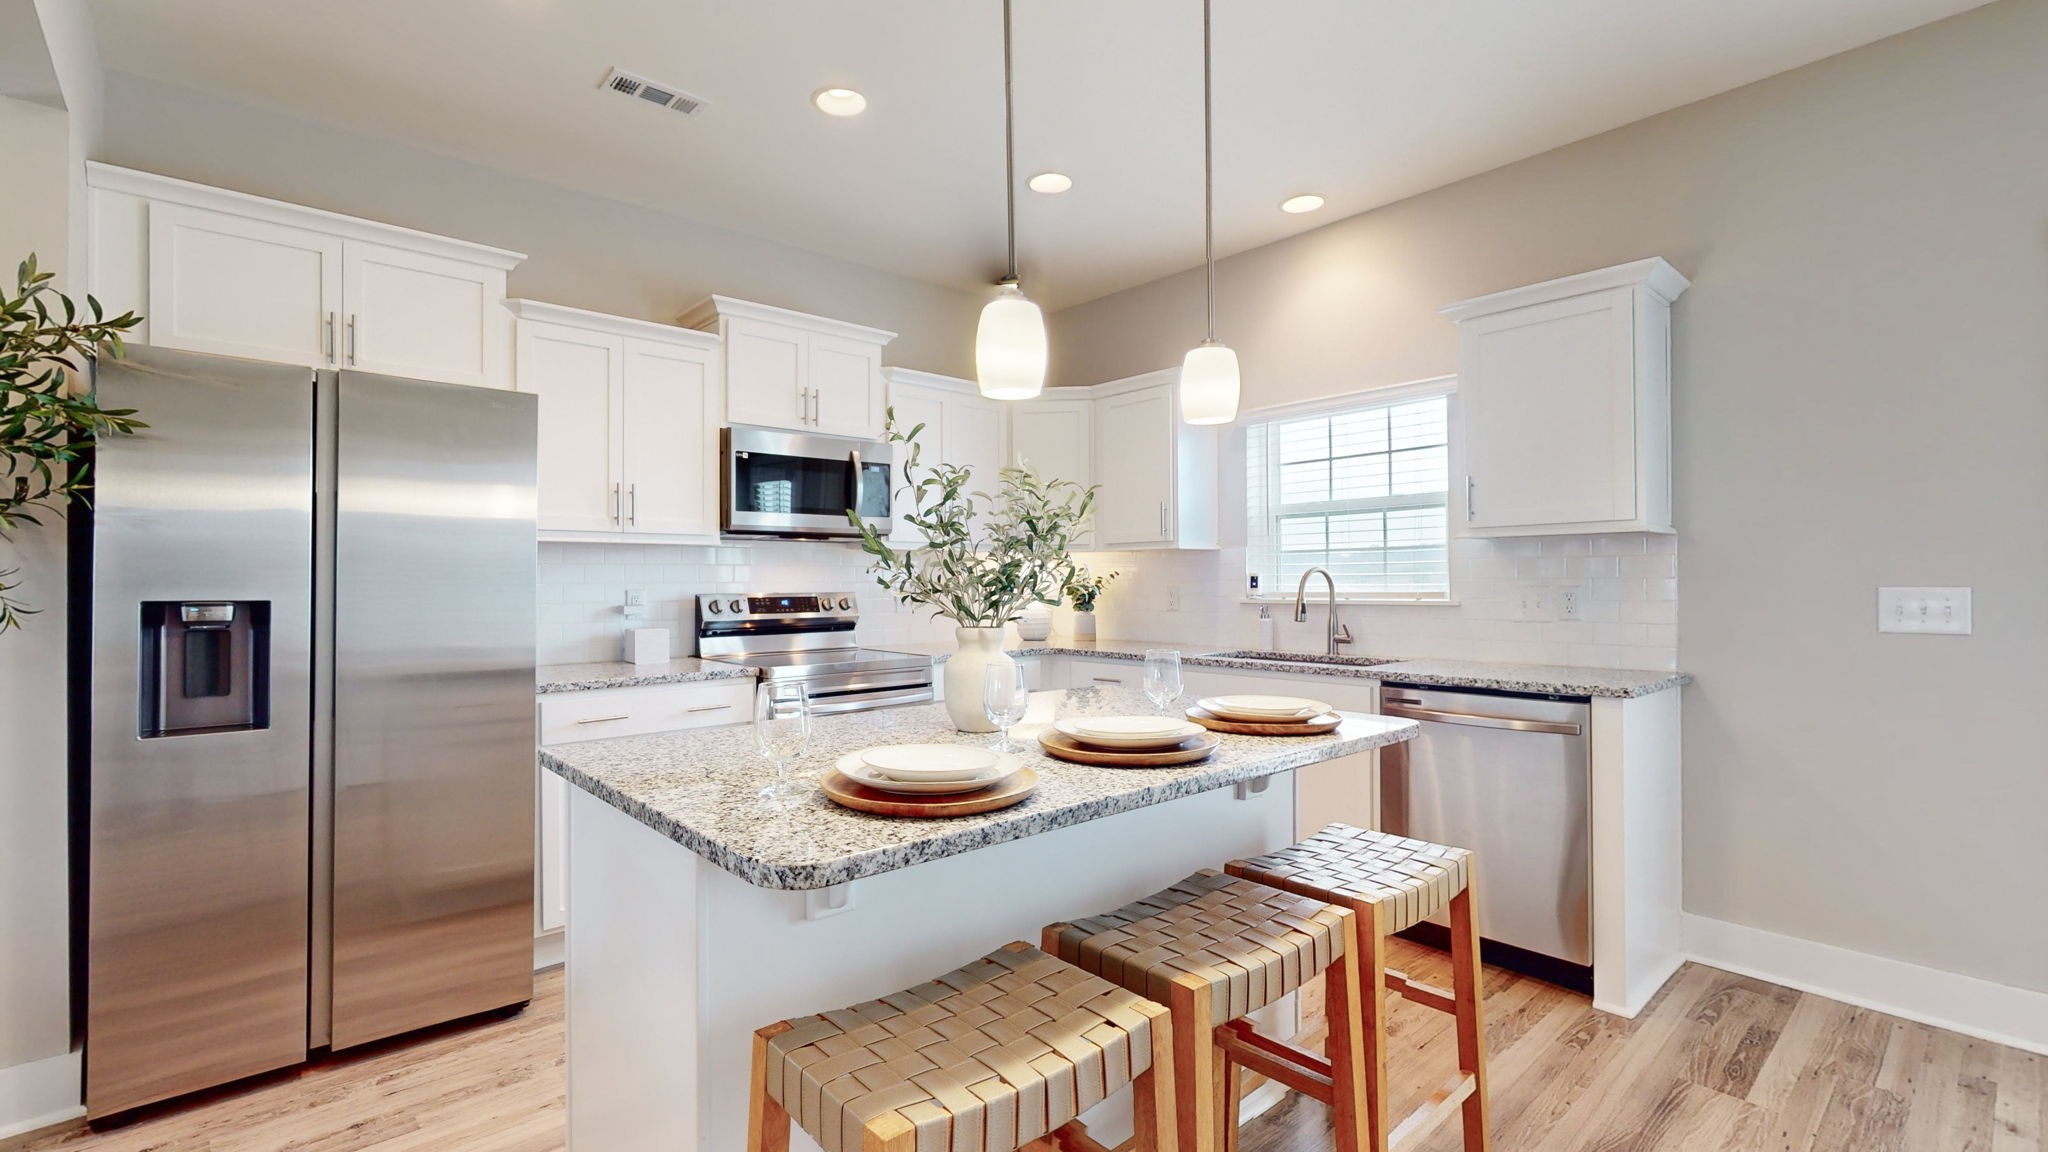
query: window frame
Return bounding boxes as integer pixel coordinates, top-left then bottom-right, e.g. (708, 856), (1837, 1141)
(1243, 376), (1459, 605)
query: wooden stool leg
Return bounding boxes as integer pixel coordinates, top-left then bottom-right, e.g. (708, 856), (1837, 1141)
(1323, 904), (1377, 1152)
(1217, 1042), (1241, 1152)
(1134, 1001), (1177, 1152)
(747, 1023), (793, 1152)
(1169, 976), (1220, 1152)
(1449, 875), (1491, 1152)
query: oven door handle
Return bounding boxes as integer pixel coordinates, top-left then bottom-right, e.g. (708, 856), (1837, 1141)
(1380, 702), (1583, 736)
(806, 686), (936, 715)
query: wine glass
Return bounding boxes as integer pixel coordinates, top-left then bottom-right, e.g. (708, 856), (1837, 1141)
(983, 662), (1030, 753)
(1143, 649), (1184, 715)
(753, 682), (811, 806)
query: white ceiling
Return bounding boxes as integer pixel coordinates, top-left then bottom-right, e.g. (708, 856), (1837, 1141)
(87, 0), (1990, 309)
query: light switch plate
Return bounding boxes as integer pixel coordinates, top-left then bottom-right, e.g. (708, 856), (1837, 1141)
(1878, 587), (1972, 635)
(1517, 587), (1553, 621)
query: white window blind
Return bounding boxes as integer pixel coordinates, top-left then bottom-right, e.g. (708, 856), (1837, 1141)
(1246, 391), (1451, 600)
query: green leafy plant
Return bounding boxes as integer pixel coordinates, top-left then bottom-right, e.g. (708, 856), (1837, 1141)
(1065, 566), (1119, 612)
(850, 413), (1096, 627)
(2, 254), (145, 631)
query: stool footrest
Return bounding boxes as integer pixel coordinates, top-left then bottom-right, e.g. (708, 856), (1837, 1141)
(1216, 1020), (1336, 1101)
(1385, 967), (1458, 1015)
(1388, 1072), (1479, 1150)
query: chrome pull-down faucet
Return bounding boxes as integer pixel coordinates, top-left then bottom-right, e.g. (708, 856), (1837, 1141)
(1293, 567), (1354, 655)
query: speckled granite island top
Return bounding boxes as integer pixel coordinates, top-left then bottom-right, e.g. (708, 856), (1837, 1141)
(536, 657), (755, 694)
(898, 638), (1690, 698)
(540, 686), (1418, 891)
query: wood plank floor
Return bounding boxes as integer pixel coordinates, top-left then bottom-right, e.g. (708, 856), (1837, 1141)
(7, 942), (2041, 1152)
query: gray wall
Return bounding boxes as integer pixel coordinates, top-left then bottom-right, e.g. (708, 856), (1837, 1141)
(1050, 0), (2048, 992)
(97, 71), (987, 378)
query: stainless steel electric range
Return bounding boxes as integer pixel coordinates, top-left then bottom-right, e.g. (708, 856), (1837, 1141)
(695, 592), (934, 714)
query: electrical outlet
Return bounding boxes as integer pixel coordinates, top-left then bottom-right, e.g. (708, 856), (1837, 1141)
(1517, 587), (1552, 621)
(623, 588), (647, 619)
(1558, 586), (1584, 620)
(1878, 587), (1971, 635)
(1164, 586), (1182, 612)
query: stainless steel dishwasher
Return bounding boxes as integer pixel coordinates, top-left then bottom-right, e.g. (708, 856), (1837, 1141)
(1379, 684), (1593, 991)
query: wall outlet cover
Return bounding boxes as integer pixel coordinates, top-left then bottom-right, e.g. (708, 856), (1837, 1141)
(1558, 586), (1584, 620)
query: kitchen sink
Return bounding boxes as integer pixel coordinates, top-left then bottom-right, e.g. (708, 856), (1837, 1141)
(1196, 650), (1402, 669)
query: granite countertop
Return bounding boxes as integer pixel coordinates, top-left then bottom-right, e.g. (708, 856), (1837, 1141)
(540, 686), (1418, 891)
(536, 657), (756, 694)
(903, 638), (1690, 698)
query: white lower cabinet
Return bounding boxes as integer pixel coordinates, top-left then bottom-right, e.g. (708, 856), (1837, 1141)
(534, 678), (756, 936)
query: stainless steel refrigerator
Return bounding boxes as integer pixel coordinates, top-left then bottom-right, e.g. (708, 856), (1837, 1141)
(71, 346), (538, 1119)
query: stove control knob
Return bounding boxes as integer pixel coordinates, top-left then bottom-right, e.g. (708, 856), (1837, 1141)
(729, 599), (745, 615)
(706, 600), (722, 614)
(838, 597), (853, 610)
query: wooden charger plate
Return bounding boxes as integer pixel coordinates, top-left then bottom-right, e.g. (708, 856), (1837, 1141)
(820, 767), (1038, 818)
(1037, 728), (1221, 767)
(1185, 706), (1343, 736)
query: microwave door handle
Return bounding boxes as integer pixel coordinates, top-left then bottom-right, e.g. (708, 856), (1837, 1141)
(848, 448), (863, 519)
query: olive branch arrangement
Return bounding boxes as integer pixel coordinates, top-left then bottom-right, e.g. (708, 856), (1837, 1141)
(1, 254), (145, 632)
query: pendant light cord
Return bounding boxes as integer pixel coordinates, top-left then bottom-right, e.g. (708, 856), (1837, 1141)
(1002, 0), (1019, 284)
(1202, 0), (1216, 341)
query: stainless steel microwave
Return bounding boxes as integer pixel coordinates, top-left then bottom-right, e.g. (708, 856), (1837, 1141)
(720, 425), (894, 539)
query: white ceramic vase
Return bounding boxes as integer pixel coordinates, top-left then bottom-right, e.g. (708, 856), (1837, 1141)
(1072, 609), (1097, 639)
(1016, 603), (1054, 641)
(945, 625), (1014, 733)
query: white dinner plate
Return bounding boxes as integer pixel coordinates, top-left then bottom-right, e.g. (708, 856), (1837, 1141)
(835, 752), (1020, 795)
(859, 743), (1003, 782)
(1196, 695), (1333, 721)
(1054, 717), (1208, 749)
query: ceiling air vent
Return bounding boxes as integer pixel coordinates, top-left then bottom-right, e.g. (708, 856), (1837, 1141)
(600, 67), (709, 116)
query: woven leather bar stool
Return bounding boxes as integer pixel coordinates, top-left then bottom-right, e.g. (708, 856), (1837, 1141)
(1227, 824), (1488, 1152)
(1043, 870), (1365, 1152)
(745, 941), (1175, 1152)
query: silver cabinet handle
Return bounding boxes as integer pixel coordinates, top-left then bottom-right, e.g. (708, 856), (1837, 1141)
(685, 704), (731, 714)
(325, 312), (336, 363)
(576, 714), (631, 725)
(346, 313), (357, 365)
(1466, 475), (1476, 520)
(1380, 702), (1582, 736)
(808, 387), (819, 425)
(609, 483), (620, 522)
(1159, 501), (1168, 537)
(628, 483), (637, 525)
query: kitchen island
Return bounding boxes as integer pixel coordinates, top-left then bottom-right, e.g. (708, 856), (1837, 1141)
(540, 687), (1418, 1152)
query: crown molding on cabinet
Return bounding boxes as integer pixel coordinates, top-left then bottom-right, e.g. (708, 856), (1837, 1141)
(881, 366), (981, 395)
(505, 299), (720, 349)
(676, 294), (896, 347)
(1437, 256), (1690, 323)
(85, 162), (527, 271)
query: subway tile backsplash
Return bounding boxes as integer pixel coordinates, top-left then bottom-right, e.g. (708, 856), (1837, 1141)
(537, 533), (1678, 672)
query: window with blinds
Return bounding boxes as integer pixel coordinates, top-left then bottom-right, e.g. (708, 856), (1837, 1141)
(1246, 391), (1452, 600)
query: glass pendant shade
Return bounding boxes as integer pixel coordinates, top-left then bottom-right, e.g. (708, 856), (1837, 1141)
(975, 281), (1047, 400)
(1180, 340), (1240, 424)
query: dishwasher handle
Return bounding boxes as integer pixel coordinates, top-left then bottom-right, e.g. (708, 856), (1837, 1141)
(1381, 701), (1583, 736)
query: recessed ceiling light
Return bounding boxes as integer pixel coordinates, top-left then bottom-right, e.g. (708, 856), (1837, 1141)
(1027, 172), (1073, 194)
(812, 87), (867, 117)
(1280, 194), (1326, 214)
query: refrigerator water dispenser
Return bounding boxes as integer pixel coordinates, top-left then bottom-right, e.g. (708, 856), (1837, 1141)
(139, 600), (271, 736)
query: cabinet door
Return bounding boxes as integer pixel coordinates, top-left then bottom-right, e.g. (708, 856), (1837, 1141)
(518, 321), (623, 533)
(621, 337), (719, 538)
(1461, 289), (1637, 530)
(887, 385), (948, 545)
(147, 202), (341, 368)
(808, 333), (886, 438)
(1093, 385), (1176, 547)
(342, 241), (500, 389)
(1011, 398), (1094, 547)
(537, 765), (567, 934)
(946, 395), (1005, 534)
(723, 317), (809, 430)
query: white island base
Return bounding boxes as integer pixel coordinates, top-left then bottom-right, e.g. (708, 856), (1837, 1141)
(564, 776), (1301, 1152)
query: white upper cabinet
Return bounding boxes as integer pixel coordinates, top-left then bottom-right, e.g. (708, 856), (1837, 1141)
(92, 164), (522, 388)
(1441, 257), (1688, 537)
(509, 300), (723, 542)
(882, 369), (1004, 545)
(1009, 395), (1094, 548)
(680, 296), (894, 439)
(1088, 371), (1219, 550)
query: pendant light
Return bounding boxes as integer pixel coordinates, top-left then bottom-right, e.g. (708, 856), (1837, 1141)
(1180, 0), (1240, 425)
(974, 0), (1048, 401)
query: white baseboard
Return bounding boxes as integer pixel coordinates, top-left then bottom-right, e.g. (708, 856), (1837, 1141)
(1684, 913), (2048, 1056)
(0, 1050), (83, 1141)
(534, 929), (564, 972)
